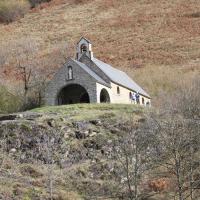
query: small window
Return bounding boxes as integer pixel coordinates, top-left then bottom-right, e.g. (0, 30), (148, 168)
(68, 66), (73, 80)
(81, 44), (87, 53)
(129, 92), (132, 99)
(117, 86), (120, 94)
(142, 97), (145, 104)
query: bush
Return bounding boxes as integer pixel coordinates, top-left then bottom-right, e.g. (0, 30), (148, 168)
(0, 85), (22, 113)
(71, 0), (93, 4)
(0, 0), (30, 24)
(186, 12), (200, 18)
(28, 0), (51, 8)
(20, 94), (42, 111)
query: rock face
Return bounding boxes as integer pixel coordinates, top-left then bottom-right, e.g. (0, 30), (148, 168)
(0, 111), (123, 164)
(0, 112), (43, 122)
(0, 105), (147, 200)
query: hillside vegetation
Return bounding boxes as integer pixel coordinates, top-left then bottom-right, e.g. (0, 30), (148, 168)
(0, 0), (199, 103)
(0, 85), (199, 199)
(0, 85), (22, 113)
(0, 0), (52, 23)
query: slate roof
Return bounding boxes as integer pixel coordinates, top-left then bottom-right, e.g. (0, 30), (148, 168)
(92, 57), (150, 98)
(72, 59), (109, 86)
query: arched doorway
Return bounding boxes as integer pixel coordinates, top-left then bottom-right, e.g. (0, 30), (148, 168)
(57, 84), (90, 105)
(100, 89), (110, 103)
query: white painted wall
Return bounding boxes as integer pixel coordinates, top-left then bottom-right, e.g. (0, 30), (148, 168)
(96, 82), (151, 106)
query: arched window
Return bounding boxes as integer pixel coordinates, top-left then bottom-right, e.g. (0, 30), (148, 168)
(117, 86), (120, 94)
(81, 44), (87, 53)
(142, 97), (145, 104)
(68, 66), (73, 80)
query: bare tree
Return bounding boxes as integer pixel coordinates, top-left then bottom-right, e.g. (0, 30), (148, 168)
(11, 38), (39, 102)
(150, 76), (200, 200)
(37, 127), (65, 200)
(1, 37), (71, 109)
(177, 76), (200, 200)
(0, 43), (7, 67)
(112, 117), (155, 200)
(44, 134), (55, 200)
(151, 115), (186, 200)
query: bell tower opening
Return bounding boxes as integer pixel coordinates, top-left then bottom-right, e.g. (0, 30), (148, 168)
(81, 44), (87, 53)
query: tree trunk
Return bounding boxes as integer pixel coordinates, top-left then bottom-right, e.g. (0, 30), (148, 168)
(189, 145), (194, 200)
(134, 144), (138, 200)
(125, 153), (133, 200)
(174, 153), (183, 200)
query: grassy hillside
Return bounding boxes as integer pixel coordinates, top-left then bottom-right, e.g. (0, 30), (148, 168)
(0, 0), (199, 100)
(0, 95), (199, 200)
(32, 103), (143, 120)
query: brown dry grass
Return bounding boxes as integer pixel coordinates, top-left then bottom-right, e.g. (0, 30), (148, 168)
(0, 0), (199, 100)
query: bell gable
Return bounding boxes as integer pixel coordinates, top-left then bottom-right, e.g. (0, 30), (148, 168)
(76, 37), (93, 60)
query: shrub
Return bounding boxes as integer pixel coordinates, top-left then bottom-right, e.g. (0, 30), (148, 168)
(0, 85), (21, 113)
(0, 0), (30, 24)
(28, 0), (51, 8)
(20, 93), (42, 111)
(186, 12), (200, 18)
(72, 0), (93, 4)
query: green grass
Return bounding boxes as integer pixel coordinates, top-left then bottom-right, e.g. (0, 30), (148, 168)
(32, 103), (144, 120)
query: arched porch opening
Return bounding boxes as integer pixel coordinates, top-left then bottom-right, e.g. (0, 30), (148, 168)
(57, 84), (90, 105)
(100, 88), (110, 103)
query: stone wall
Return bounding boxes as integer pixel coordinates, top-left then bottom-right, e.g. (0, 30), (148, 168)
(45, 58), (97, 105)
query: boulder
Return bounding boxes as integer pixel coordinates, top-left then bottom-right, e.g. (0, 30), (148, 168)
(89, 119), (102, 126)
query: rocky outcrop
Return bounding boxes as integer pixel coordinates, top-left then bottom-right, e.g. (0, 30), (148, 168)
(0, 108), (143, 200)
(0, 111), (126, 165)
